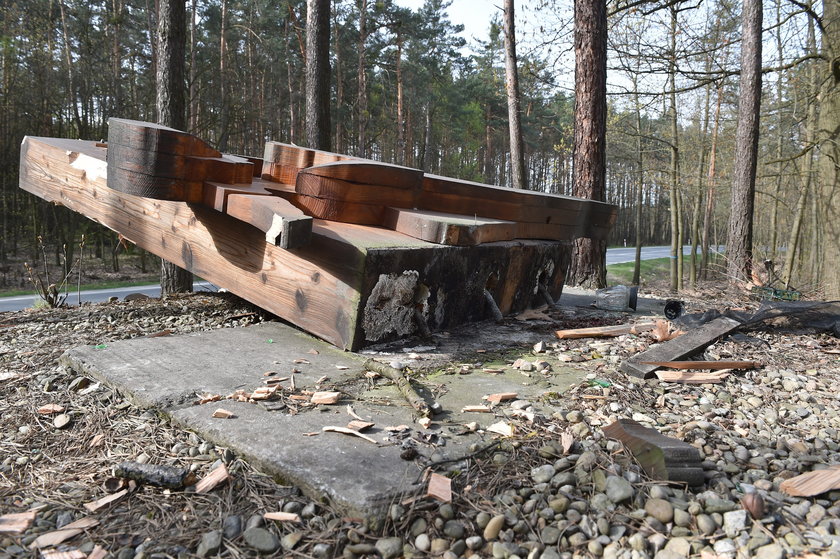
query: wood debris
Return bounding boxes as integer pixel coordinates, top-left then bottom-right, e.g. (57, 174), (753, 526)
(37, 403), (65, 415)
(603, 419), (704, 486)
(28, 517), (99, 549)
(560, 432), (574, 454)
(194, 463), (230, 494)
(322, 426), (378, 445)
(555, 322), (656, 340)
(264, 511), (302, 523)
(346, 405), (364, 421)
(311, 391), (341, 404)
(780, 465), (840, 497)
(90, 434), (105, 447)
(655, 370), (731, 384)
(620, 317), (742, 378)
(363, 358), (431, 416)
(462, 405), (492, 413)
(347, 420), (374, 431)
(482, 368), (504, 374)
(212, 408), (235, 419)
(115, 461), (196, 489)
(484, 392), (518, 403)
(87, 545), (108, 559)
(41, 549), (86, 559)
(0, 511), (36, 535)
(83, 489), (129, 512)
(487, 421), (514, 437)
(426, 472), (452, 502)
(417, 417), (432, 429)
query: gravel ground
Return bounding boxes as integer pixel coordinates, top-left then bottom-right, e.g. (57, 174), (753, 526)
(1, 291), (840, 559)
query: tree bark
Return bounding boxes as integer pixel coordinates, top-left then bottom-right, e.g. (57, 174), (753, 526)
(726, 0), (762, 285)
(357, 0), (368, 158)
(503, 0), (527, 190)
(818, 0), (840, 298)
(567, 0), (608, 288)
(305, 0), (331, 151)
(156, 0), (192, 295)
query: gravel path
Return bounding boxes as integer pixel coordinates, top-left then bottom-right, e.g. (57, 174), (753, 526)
(1, 291), (839, 559)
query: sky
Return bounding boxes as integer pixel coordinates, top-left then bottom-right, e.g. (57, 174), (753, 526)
(393, 0), (502, 46)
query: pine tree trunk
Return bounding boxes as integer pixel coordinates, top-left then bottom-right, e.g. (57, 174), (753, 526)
(503, 0), (527, 190)
(305, 0), (331, 150)
(157, 0), (192, 295)
(356, 0), (368, 158)
(726, 0), (763, 284)
(567, 0), (608, 288)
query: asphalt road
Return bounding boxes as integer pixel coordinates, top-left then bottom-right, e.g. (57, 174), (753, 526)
(1, 246), (721, 312)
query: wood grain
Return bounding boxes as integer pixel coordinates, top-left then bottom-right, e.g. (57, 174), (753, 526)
(225, 193), (312, 249)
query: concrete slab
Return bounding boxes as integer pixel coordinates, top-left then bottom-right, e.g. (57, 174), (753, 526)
(61, 322), (365, 409)
(60, 320), (591, 515)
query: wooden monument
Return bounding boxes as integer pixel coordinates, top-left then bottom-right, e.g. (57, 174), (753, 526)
(19, 118), (617, 350)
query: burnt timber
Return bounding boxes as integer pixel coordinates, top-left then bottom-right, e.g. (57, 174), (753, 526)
(19, 119), (617, 350)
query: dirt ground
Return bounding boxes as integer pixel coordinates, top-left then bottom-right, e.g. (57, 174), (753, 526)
(1, 286), (840, 559)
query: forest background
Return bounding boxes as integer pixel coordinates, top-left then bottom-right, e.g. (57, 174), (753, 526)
(0, 0), (832, 295)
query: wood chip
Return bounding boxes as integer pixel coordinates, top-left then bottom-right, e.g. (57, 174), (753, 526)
(487, 421), (514, 437)
(28, 517), (99, 549)
(484, 392), (518, 403)
(426, 472), (452, 502)
(194, 463), (230, 494)
(307, 349), (320, 355)
(780, 465), (840, 497)
(560, 432), (574, 454)
(417, 417), (432, 429)
(482, 368), (504, 374)
(311, 391), (341, 405)
(87, 546), (108, 559)
(461, 405), (492, 413)
(385, 425), (410, 432)
(334, 365), (349, 370)
(37, 403), (65, 415)
(651, 319), (683, 342)
(264, 511), (301, 523)
(0, 511), (36, 535)
(212, 408), (235, 419)
(293, 358), (310, 364)
(83, 489), (129, 512)
(302, 432), (319, 436)
(41, 549), (86, 559)
(347, 420), (374, 431)
(346, 405), (364, 421)
(322, 426), (378, 444)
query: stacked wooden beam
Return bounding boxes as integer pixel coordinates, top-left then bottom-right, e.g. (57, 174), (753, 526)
(19, 119), (617, 350)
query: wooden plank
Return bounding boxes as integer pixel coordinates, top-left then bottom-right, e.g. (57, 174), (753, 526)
(603, 419), (704, 486)
(292, 194), (385, 225)
(107, 118), (220, 157)
(655, 370), (730, 384)
(108, 143), (253, 184)
(620, 317), (742, 378)
(555, 322), (657, 339)
(296, 173), (419, 206)
(302, 160), (424, 189)
(203, 180), (278, 213)
(225, 193), (313, 249)
(642, 360), (759, 370)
